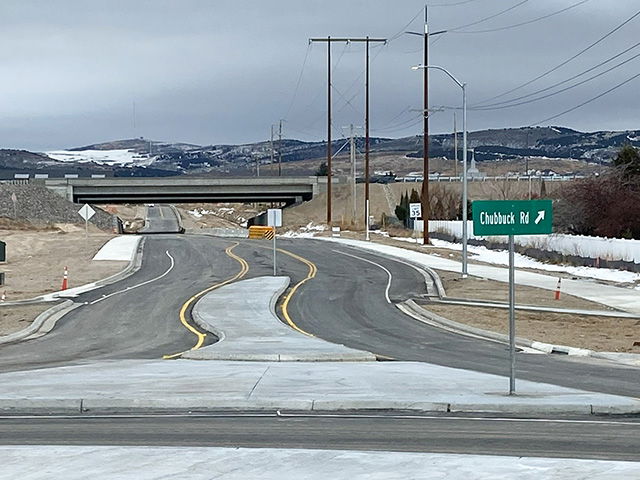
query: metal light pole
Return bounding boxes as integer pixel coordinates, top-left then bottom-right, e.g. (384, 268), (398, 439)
(412, 64), (468, 277)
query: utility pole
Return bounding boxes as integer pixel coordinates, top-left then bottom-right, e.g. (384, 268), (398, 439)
(309, 36), (386, 227)
(270, 125), (275, 175)
(453, 112), (458, 177)
(350, 124), (357, 225)
(278, 120), (283, 177)
(422, 7), (430, 245)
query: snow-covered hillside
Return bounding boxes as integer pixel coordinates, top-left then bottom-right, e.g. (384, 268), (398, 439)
(46, 149), (157, 166)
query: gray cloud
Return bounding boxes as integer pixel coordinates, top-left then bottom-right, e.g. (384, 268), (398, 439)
(1, 0), (638, 150)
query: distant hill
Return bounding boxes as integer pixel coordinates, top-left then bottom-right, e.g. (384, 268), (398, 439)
(1, 126), (638, 179)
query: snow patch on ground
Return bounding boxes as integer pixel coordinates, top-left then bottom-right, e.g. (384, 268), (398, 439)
(430, 238), (640, 284)
(282, 222), (326, 238)
(46, 149), (155, 166)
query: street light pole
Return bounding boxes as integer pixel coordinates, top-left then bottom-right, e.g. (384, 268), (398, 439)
(461, 82), (468, 277)
(412, 64), (468, 277)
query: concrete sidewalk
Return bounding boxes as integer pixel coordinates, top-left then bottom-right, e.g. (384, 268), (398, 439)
(1, 358), (638, 415)
(317, 237), (640, 315)
(183, 276), (375, 362)
(2, 446), (638, 479)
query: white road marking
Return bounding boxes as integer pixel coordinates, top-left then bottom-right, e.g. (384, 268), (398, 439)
(89, 251), (175, 305)
(333, 249), (392, 304)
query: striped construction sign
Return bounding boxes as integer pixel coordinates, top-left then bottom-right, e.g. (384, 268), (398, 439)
(248, 226), (275, 239)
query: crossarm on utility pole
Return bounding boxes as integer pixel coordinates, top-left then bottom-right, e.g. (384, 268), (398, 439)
(309, 36), (386, 228)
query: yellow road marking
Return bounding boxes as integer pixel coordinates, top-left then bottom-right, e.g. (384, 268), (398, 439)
(163, 242), (250, 359)
(276, 247), (317, 337)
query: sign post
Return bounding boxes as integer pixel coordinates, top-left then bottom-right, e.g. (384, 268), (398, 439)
(472, 199), (552, 395)
(267, 209), (282, 276)
(78, 204), (96, 243)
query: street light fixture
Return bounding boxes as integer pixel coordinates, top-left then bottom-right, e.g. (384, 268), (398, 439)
(411, 64), (468, 278)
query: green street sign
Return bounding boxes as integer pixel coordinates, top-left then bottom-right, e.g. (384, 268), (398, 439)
(472, 199), (553, 236)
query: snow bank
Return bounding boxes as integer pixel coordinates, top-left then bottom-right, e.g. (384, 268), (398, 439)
(427, 220), (640, 265)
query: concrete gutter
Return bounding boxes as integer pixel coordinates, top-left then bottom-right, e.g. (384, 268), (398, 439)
(182, 276), (376, 362)
(0, 300), (81, 346)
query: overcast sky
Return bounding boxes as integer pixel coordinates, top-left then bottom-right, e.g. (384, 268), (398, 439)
(1, 0), (639, 151)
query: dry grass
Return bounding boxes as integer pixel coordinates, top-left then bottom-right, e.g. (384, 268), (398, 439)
(425, 303), (640, 353)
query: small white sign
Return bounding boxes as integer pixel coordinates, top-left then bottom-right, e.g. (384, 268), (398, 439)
(409, 202), (422, 219)
(267, 208), (282, 227)
(78, 204), (96, 221)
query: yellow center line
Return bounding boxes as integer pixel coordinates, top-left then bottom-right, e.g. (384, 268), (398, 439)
(162, 242), (250, 359)
(275, 247), (317, 337)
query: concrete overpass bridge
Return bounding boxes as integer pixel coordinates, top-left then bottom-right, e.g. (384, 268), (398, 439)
(44, 177), (324, 204)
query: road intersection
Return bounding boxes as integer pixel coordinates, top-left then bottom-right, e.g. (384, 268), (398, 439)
(1, 205), (639, 474)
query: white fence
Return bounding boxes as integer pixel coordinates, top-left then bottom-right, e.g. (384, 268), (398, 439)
(420, 220), (640, 265)
(396, 174), (587, 183)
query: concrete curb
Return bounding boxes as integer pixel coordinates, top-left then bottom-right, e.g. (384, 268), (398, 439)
(1, 397), (638, 416)
(0, 236), (144, 306)
(333, 239), (640, 367)
(399, 300), (626, 363)
(0, 300), (80, 346)
(167, 204), (186, 234)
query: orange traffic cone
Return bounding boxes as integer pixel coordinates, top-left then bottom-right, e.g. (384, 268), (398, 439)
(61, 266), (69, 291)
(554, 277), (561, 300)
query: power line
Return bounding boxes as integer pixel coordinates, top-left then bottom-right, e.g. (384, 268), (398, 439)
(448, 0), (529, 32)
(283, 42), (313, 119)
(428, 0), (484, 7)
(477, 39), (640, 108)
(530, 71), (640, 126)
(473, 6), (640, 106)
(472, 50), (640, 111)
(387, 6), (425, 43)
(452, 0), (590, 34)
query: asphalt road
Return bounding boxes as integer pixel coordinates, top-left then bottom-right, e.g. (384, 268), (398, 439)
(1, 235), (639, 398)
(274, 239), (640, 399)
(0, 235), (241, 372)
(139, 204), (183, 233)
(1, 413), (638, 461)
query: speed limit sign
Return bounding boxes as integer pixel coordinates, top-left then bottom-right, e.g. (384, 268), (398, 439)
(409, 202), (422, 219)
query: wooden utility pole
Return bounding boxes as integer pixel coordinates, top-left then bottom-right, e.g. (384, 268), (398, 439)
(422, 7), (430, 245)
(278, 120), (283, 176)
(270, 125), (275, 174)
(309, 36), (386, 227)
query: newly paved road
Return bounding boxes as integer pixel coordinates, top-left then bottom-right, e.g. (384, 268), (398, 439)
(274, 239), (640, 398)
(1, 413), (638, 461)
(1, 235), (639, 398)
(139, 204), (183, 233)
(0, 235), (240, 372)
